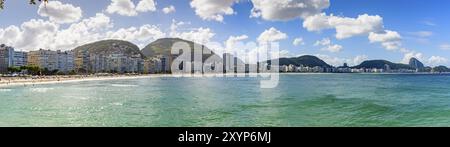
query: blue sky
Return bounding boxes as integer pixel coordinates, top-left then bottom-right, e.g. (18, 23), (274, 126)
(0, 0), (449, 66)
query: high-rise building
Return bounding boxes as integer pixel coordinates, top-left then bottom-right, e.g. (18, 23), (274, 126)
(0, 44), (14, 73)
(28, 49), (58, 71)
(13, 51), (28, 67)
(75, 50), (90, 73)
(57, 50), (75, 73)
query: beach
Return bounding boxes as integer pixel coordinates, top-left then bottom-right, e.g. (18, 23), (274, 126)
(0, 74), (168, 88)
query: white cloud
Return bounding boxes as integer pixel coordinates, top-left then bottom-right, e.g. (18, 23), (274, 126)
(257, 27), (288, 44)
(303, 13), (384, 39)
(37, 1), (82, 24)
(52, 13), (113, 50)
(293, 37), (305, 46)
(439, 44), (450, 50)
(190, 0), (238, 22)
(169, 19), (190, 34)
(352, 55), (368, 66)
(314, 54), (368, 66)
(368, 30), (402, 51)
(169, 19), (215, 44)
(0, 13), (168, 51)
(171, 27), (215, 44)
(314, 54), (344, 66)
(314, 38), (342, 53)
(402, 51), (423, 64)
(428, 56), (448, 66)
(136, 0), (157, 12)
(0, 26), (21, 46)
(16, 19), (59, 50)
(106, 25), (166, 48)
(162, 5), (176, 14)
(106, 0), (156, 16)
(314, 38), (331, 46)
(225, 35), (249, 51)
(250, 0), (330, 21)
(106, 0), (138, 16)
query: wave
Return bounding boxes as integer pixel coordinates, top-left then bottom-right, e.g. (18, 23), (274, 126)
(0, 89), (12, 92)
(30, 88), (54, 93)
(111, 84), (138, 87)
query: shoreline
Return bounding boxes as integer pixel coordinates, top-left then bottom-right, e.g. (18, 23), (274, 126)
(0, 74), (172, 88)
(1, 72), (448, 88)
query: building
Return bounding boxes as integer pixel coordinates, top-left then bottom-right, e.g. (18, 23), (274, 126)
(0, 44), (14, 73)
(28, 49), (58, 71)
(57, 50), (75, 73)
(75, 50), (90, 73)
(13, 51), (28, 67)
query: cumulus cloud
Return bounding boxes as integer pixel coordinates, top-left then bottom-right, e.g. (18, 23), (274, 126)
(37, 1), (82, 24)
(303, 13), (384, 39)
(250, 0), (330, 21)
(0, 26), (21, 46)
(402, 51), (423, 64)
(0, 12), (169, 51)
(106, 0), (137, 16)
(16, 19), (59, 50)
(428, 56), (448, 66)
(292, 37), (305, 46)
(352, 55), (369, 66)
(190, 0), (238, 22)
(171, 27), (215, 44)
(106, 0), (156, 16)
(106, 25), (165, 48)
(314, 38), (342, 53)
(52, 13), (113, 50)
(162, 5), (176, 14)
(368, 30), (402, 51)
(136, 0), (157, 12)
(225, 35), (249, 51)
(257, 27), (288, 44)
(314, 54), (368, 66)
(169, 19), (215, 44)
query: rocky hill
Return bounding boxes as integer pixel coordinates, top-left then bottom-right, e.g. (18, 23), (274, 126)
(73, 40), (143, 58)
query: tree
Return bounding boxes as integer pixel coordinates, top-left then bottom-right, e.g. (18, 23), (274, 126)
(0, 0), (48, 9)
(21, 65), (40, 75)
(7, 66), (21, 73)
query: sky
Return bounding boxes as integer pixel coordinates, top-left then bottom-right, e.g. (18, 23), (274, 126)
(0, 0), (450, 67)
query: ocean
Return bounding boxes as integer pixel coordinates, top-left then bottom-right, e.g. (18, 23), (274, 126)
(1, 74), (449, 127)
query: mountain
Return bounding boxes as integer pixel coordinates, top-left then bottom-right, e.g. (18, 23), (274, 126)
(432, 66), (450, 73)
(274, 55), (333, 68)
(353, 60), (414, 70)
(409, 58), (424, 69)
(141, 38), (220, 61)
(73, 40), (143, 58)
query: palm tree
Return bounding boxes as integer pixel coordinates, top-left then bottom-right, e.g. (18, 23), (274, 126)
(0, 0), (48, 9)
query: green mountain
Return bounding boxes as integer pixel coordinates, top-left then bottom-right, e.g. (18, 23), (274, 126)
(141, 38), (220, 61)
(432, 66), (450, 72)
(73, 39), (143, 58)
(353, 60), (414, 70)
(275, 55), (333, 68)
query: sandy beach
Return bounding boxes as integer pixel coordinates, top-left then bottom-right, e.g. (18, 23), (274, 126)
(0, 74), (174, 88)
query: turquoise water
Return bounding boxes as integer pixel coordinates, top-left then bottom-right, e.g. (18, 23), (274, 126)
(1, 74), (450, 127)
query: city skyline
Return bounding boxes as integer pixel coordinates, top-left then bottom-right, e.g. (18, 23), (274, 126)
(0, 0), (450, 67)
